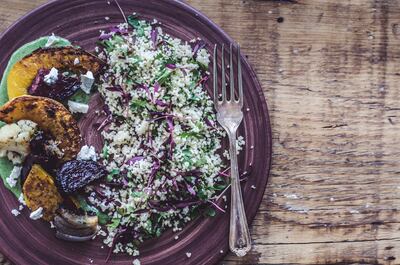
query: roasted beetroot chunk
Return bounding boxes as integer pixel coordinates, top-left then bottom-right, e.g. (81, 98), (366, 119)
(28, 68), (80, 101)
(57, 160), (107, 194)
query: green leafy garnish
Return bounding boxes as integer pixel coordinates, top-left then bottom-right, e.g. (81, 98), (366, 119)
(70, 89), (91, 104)
(76, 196), (110, 225)
(108, 218), (121, 229)
(102, 145), (109, 159)
(204, 207), (216, 217)
(107, 168), (120, 182)
(155, 69), (173, 85)
(130, 99), (148, 111)
(127, 15), (145, 37)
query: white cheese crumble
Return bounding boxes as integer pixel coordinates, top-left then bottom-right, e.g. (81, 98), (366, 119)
(77, 145), (97, 161)
(45, 33), (59, 47)
(11, 209), (20, 216)
(44, 67), (59, 85)
(132, 259), (141, 265)
(6, 166), (21, 188)
(29, 207), (43, 220)
(18, 193), (26, 205)
(186, 252), (192, 258)
(80, 71), (95, 94)
(74, 58), (80, 65)
(68, 100), (89, 114)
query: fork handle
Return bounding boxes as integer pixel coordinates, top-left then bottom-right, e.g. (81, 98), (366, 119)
(228, 131), (251, 257)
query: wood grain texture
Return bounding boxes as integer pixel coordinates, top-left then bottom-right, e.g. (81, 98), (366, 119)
(1, 0), (399, 264)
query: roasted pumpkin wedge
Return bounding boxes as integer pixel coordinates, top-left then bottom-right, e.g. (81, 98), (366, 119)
(23, 164), (63, 221)
(7, 46), (104, 99)
(0, 96), (82, 161)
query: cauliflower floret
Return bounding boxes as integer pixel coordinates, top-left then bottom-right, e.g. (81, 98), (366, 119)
(0, 120), (38, 161)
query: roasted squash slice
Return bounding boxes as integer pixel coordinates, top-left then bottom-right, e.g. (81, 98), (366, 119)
(0, 95), (82, 161)
(7, 47), (104, 99)
(23, 164), (63, 221)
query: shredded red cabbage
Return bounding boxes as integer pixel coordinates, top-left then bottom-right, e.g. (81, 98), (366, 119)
(153, 81), (160, 93)
(155, 99), (169, 107)
(151, 28), (158, 49)
(204, 117), (215, 127)
(126, 156), (144, 165)
(105, 86), (131, 104)
(185, 183), (196, 196)
(147, 159), (161, 187)
(99, 26), (129, 40)
(196, 74), (210, 87)
(166, 117), (175, 158)
(165, 63), (176, 70)
(192, 40), (206, 58)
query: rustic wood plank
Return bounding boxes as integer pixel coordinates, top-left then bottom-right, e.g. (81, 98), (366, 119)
(2, 0), (400, 264)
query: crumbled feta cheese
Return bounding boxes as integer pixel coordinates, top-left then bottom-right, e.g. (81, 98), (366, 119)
(29, 207), (43, 220)
(50, 221), (55, 229)
(74, 58), (80, 65)
(18, 205), (24, 211)
(80, 71), (95, 94)
(45, 33), (59, 47)
(220, 250), (224, 254)
(68, 100), (89, 114)
(132, 259), (141, 265)
(18, 193), (26, 205)
(251, 185), (256, 190)
(105, 16), (110, 21)
(11, 209), (20, 216)
(44, 67), (59, 85)
(186, 252), (192, 258)
(77, 145), (97, 161)
(6, 166), (21, 188)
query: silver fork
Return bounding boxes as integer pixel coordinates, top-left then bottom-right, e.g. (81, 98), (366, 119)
(213, 43), (251, 257)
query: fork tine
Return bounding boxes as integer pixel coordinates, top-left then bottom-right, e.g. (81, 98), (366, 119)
(221, 44), (226, 102)
(237, 44), (243, 107)
(229, 43), (235, 102)
(213, 44), (218, 106)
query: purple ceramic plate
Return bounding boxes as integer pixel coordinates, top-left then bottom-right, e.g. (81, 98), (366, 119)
(0, 1), (272, 264)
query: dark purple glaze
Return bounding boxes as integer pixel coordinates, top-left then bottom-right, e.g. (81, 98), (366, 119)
(0, 1), (272, 265)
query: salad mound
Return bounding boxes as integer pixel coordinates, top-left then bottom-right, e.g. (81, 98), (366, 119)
(89, 15), (231, 256)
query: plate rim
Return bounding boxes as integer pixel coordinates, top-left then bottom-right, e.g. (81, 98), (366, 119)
(0, 0), (272, 264)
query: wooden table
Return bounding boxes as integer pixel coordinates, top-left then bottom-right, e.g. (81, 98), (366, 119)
(2, 0), (400, 264)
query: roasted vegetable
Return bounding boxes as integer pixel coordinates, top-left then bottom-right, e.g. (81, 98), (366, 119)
(0, 96), (82, 161)
(54, 208), (98, 242)
(7, 47), (104, 99)
(0, 120), (37, 158)
(57, 160), (107, 194)
(23, 164), (63, 221)
(28, 68), (80, 101)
